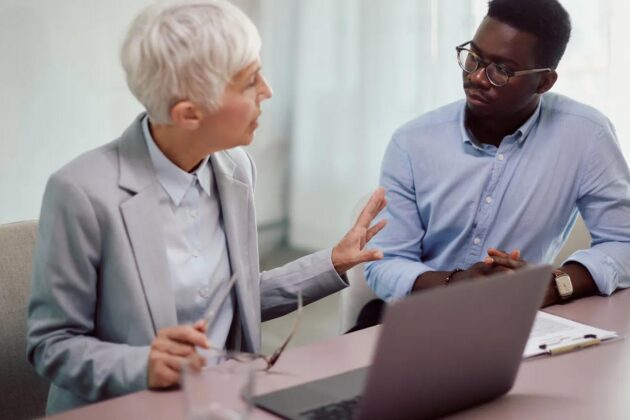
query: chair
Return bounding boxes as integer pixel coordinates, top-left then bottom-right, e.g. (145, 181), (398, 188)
(0, 220), (49, 419)
(339, 198), (592, 333)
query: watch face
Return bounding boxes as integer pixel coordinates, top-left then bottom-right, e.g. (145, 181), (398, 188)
(555, 275), (573, 298)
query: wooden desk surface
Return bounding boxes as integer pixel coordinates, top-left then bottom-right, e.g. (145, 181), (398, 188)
(50, 289), (630, 420)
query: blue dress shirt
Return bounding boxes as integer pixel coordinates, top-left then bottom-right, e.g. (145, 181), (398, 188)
(365, 93), (630, 301)
(142, 116), (234, 350)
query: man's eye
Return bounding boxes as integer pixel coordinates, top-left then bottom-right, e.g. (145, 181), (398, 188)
(495, 64), (512, 74)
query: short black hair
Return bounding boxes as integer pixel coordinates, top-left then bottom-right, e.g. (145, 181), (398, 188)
(487, 0), (571, 68)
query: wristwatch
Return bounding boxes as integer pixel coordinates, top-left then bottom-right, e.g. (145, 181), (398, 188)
(553, 269), (573, 300)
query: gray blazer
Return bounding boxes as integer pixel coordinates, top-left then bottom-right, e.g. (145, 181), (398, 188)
(27, 114), (346, 415)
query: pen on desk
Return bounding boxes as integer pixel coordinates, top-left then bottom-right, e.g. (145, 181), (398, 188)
(202, 273), (238, 330)
(547, 337), (601, 355)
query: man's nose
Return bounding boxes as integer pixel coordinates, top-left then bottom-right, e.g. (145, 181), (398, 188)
(468, 66), (492, 89)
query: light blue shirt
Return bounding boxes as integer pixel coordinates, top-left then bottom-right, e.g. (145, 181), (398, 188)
(365, 93), (630, 301)
(142, 116), (234, 350)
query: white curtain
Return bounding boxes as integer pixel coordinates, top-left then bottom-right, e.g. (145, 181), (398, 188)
(2, 0), (627, 250)
(286, 0), (630, 250)
(288, 0), (475, 249)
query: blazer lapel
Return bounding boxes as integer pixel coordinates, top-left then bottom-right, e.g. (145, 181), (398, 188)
(211, 152), (261, 351)
(118, 115), (178, 333)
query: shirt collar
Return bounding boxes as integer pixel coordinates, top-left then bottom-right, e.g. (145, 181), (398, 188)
(142, 115), (212, 206)
(459, 99), (543, 149)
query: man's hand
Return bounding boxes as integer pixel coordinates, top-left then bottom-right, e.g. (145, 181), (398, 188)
(332, 187), (387, 274)
(148, 320), (210, 389)
(413, 260), (513, 291)
(483, 247), (527, 271)
(450, 261), (512, 282)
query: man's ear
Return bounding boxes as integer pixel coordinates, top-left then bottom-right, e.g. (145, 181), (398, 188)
(170, 101), (203, 130)
(536, 70), (558, 94)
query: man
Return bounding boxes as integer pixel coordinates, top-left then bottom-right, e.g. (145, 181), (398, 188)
(27, 0), (386, 414)
(362, 0), (630, 325)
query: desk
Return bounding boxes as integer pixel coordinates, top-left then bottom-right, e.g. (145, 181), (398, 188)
(50, 290), (630, 420)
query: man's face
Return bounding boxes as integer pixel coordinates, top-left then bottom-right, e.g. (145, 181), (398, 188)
(463, 17), (543, 119)
(199, 60), (272, 149)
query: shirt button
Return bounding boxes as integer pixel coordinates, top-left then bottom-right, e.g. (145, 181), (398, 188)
(485, 196), (493, 204)
(198, 287), (211, 299)
(189, 210), (198, 219)
(192, 249), (200, 258)
(498, 154), (505, 161)
(473, 237), (481, 245)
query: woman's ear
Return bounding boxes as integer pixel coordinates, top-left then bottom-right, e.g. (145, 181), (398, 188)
(170, 101), (203, 130)
(536, 70), (558, 94)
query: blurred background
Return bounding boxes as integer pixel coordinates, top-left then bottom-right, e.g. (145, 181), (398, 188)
(1, 0), (628, 351)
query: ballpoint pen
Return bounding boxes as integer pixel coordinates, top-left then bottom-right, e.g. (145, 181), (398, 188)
(202, 273), (238, 330)
(540, 335), (601, 355)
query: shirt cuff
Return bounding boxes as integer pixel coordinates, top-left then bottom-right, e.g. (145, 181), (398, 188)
(563, 249), (619, 295)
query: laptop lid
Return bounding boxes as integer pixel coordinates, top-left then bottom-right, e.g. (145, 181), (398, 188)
(254, 265), (550, 420)
(356, 264), (550, 420)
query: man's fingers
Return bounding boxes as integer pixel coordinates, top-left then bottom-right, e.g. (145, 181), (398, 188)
(485, 255), (526, 269)
(487, 247), (521, 260)
(487, 247), (509, 258)
(355, 188), (386, 228)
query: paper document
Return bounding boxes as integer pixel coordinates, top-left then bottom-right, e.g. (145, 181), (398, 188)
(523, 311), (620, 358)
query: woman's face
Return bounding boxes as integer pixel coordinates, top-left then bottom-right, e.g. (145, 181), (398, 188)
(200, 60), (273, 150)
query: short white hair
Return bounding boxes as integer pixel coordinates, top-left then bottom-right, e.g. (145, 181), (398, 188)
(121, 0), (261, 124)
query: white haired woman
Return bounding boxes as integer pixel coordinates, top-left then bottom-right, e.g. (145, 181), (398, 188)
(26, 0), (386, 415)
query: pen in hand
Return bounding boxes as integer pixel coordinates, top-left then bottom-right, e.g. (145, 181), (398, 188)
(202, 273), (238, 330)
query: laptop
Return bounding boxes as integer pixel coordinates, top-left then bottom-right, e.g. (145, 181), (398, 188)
(253, 264), (551, 420)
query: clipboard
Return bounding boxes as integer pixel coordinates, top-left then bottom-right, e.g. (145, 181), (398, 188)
(523, 311), (621, 358)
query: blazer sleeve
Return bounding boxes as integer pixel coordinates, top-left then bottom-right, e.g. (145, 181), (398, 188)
(27, 173), (150, 403)
(259, 249), (347, 321)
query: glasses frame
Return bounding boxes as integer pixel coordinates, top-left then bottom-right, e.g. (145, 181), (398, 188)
(209, 291), (304, 372)
(455, 41), (552, 87)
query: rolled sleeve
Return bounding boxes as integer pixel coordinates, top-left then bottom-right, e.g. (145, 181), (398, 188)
(564, 248), (620, 295)
(573, 120), (630, 296)
(365, 258), (432, 301)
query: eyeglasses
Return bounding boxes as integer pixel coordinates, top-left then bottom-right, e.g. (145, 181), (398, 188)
(456, 41), (551, 87)
(209, 291), (303, 372)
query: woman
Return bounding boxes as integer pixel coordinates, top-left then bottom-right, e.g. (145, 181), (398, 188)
(26, 0), (386, 415)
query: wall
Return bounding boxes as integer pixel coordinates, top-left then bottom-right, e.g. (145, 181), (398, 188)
(0, 0), (291, 257)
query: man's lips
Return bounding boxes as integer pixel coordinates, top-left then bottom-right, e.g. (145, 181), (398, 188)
(465, 88), (490, 104)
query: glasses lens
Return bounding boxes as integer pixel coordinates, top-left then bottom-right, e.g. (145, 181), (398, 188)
(457, 49), (478, 73)
(486, 64), (509, 86)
